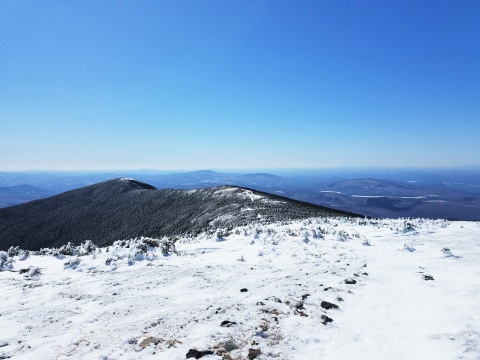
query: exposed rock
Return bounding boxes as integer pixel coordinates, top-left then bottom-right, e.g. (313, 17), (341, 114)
(240, 288), (248, 292)
(259, 323), (269, 331)
(186, 349), (214, 359)
(301, 293), (310, 300)
(298, 311), (308, 317)
(222, 341), (240, 352)
(220, 320), (237, 327)
(423, 275), (434, 281)
(139, 337), (159, 349)
(336, 296), (344, 302)
(265, 296), (282, 303)
(321, 315), (333, 325)
(248, 348), (261, 359)
(345, 278), (357, 284)
(321, 301), (339, 310)
(269, 309), (279, 315)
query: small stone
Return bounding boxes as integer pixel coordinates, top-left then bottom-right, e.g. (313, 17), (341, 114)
(423, 275), (434, 281)
(265, 296), (282, 303)
(301, 293), (310, 300)
(240, 288), (248, 292)
(256, 301), (265, 306)
(362, 272), (369, 276)
(321, 301), (339, 310)
(269, 309), (279, 315)
(321, 315), (333, 325)
(186, 349), (214, 359)
(248, 348), (261, 359)
(220, 320), (237, 327)
(336, 296), (344, 302)
(298, 311), (308, 317)
(345, 278), (357, 285)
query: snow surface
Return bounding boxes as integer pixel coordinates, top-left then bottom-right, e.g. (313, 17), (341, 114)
(1, 218), (480, 360)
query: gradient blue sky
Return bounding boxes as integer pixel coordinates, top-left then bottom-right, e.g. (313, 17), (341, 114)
(1, 0), (479, 170)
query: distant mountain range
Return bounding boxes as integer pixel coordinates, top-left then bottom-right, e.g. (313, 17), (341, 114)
(290, 178), (480, 220)
(0, 169), (479, 220)
(0, 179), (359, 250)
(0, 184), (52, 208)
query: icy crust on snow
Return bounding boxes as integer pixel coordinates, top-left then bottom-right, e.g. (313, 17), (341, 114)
(1, 218), (480, 360)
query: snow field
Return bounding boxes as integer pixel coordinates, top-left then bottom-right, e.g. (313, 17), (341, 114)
(0, 218), (479, 360)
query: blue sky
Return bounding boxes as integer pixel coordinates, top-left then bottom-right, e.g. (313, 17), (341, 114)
(1, 0), (479, 170)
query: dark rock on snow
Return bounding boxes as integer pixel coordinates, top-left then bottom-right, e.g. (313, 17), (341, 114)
(321, 315), (334, 325)
(248, 348), (262, 359)
(345, 278), (357, 284)
(220, 320), (237, 327)
(240, 288), (248, 292)
(186, 349), (214, 359)
(321, 301), (339, 310)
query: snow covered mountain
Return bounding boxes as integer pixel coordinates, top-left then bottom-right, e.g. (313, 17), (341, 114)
(0, 178), (359, 251)
(1, 217), (479, 360)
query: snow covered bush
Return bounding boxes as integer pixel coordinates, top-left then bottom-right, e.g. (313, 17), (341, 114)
(161, 238), (177, 256)
(64, 258), (81, 270)
(28, 267), (42, 277)
(58, 242), (75, 256)
(7, 246), (19, 257)
(76, 240), (97, 256)
(0, 251), (8, 269)
(18, 249), (29, 260)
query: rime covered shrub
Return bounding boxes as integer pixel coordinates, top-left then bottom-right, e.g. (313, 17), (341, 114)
(7, 246), (19, 257)
(58, 243), (75, 256)
(161, 238), (177, 256)
(64, 258), (81, 270)
(0, 251), (8, 269)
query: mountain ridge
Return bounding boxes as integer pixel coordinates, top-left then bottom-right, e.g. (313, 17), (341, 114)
(0, 178), (360, 250)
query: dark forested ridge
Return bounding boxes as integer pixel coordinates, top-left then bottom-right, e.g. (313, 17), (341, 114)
(0, 178), (361, 250)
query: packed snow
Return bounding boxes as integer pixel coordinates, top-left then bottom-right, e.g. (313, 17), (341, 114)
(1, 218), (480, 360)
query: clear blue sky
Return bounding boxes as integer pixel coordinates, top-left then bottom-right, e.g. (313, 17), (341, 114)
(1, 0), (479, 170)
